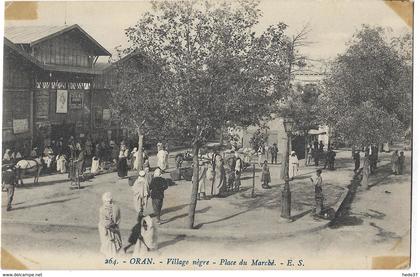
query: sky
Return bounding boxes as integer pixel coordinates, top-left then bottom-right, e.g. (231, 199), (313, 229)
(4, 0), (411, 62)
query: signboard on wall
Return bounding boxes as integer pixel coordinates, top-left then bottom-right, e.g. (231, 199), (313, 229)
(35, 90), (49, 120)
(103, 109), (111, 120)
(56, 90), (68, 113)
(13, 118), (29, 134)
(69, 91), (83, 109)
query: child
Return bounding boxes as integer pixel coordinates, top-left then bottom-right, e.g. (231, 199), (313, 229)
(261, 160), (271, 189)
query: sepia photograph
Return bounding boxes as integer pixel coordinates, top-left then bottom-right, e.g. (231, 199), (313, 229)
(0, 0), (415, 272)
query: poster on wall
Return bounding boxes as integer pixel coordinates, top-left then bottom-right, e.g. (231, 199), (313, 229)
(34, 90), (49, 120)
(102, 109), (111, 120)
(69, 91), (83, 109)
(13, 118), (29, 134)
(56, 89), (68, 113)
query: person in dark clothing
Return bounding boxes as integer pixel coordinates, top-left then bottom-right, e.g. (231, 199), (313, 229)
(149, 168), (168, 224)
(313, 149), (320, 166)
(319, 141), (324, 152)
(353, 151), (361, 172)
(2, 165), (16, 211)
(397, 151), (405, 175)
(123, 212), (144, 253)
(270, 143), (278, 164)
(313, 141), (319, 151)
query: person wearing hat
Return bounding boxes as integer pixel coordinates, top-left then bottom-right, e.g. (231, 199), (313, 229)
(98, 192), (122, 256)
(132, 170), (150, 214)
(2, 165), (17, 211)
(289, 151), (299, 180)
(149, 168), (168, 224)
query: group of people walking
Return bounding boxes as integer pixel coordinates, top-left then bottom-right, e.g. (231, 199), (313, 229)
(98, 166), (169, 257)
(197, 151), (244, 199)
(257, 143), (279, 166)
(352, 144), (405, 176)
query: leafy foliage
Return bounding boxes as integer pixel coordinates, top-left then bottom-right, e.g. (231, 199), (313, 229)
(321, 25), (412, 146)
(123, 0), (291, 146)
(249, 127), (269, 151)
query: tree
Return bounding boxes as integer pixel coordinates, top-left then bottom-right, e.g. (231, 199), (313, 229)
(124, 0), (291, 228)
(321, 25), (411, 147)
(289, 83), (321, 162)
(108, 52), (169, 172)
(249, 126), (269, 152)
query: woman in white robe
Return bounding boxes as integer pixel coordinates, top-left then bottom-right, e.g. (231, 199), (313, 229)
(197, 162), (208, 199)
(133, 215), (158, 256)
(56, 154), (67, 173)
(91, 156), (100, 174)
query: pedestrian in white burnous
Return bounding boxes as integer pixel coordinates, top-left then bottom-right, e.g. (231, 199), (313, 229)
(289, 151), (299, 180)
(98, 192), (122, 256)
(132, 170), (149, 214)
(156, 143), (168, 170)
(133, 215), (158, 255)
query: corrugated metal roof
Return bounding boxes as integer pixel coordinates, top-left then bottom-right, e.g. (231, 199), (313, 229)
(4, 24), (111, 56)
(5, 25), (70, 44)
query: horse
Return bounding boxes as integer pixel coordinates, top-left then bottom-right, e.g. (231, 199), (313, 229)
(15, 158), (43, 186)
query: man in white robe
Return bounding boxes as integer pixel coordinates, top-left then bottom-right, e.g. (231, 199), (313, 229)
(156, 146), (168, 170)
(289, 151), (299, 179)
(132, 170), (149, 214)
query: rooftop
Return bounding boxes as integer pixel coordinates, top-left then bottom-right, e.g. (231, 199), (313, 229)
(4, 24), (111, 56)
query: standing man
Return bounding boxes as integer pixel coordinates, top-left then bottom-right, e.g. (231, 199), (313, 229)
(132, 170), (149, 215)
(397, 151), (405, 175)
(157, 143), (168, 171)
(234, 152), (243, 191)
(353, 150), (361, 172)
(289, 151), (299, 180)
(319, 141), (324, 152)
(76, 147), (86, 176)
(306, 144), (313, 166)
(311, 169), (323, 215)
(2, 165), (16, 211)
(149, 169), (168, 224)
(264, 143), (270, 162)
(391, 150), (399, 174)
(270, 143), (279, 164)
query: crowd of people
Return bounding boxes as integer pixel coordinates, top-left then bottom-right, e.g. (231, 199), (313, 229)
(351, 144), (405, 175)
(196, 150), (244, 199)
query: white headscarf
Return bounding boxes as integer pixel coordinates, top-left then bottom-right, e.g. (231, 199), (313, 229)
(154, 168), (161, 177)
(102, 192), (112, 203)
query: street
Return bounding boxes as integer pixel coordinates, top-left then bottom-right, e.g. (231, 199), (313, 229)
(1, 149), (411, 269)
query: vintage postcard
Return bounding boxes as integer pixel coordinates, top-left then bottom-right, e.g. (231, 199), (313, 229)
(1, 0), (414, 271)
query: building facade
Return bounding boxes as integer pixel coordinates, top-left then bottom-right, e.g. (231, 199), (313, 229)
(2, 25), (122, 155)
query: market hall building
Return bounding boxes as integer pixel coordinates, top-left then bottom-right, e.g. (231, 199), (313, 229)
(3, 24), (126, 156)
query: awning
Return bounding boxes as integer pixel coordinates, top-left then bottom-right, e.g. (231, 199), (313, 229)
(308, 129), (327, 135)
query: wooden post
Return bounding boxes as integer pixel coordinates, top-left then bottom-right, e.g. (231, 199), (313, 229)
(251, 164), (256, 197)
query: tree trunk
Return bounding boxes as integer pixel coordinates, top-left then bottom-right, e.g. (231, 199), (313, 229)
(188, 142), (200, 229)
(219, 126), (224, 145)
(137, 127), (144, 172)
(304, 132), (308, 166)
